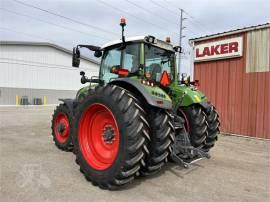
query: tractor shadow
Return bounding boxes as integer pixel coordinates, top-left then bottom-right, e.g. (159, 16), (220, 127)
(164, 162), (204, 179)
(116, 162), (205, 191)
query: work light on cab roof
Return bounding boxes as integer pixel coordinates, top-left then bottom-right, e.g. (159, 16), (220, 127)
(120, 17), (126, 26)
(165, 37), (171, 43)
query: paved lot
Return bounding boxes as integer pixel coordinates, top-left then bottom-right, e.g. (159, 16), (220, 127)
(0, 106), (269, 202)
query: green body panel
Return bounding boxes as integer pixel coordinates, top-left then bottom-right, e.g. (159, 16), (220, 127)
(110, 77), (172, 109)
(129, 77), (171, 102)
(140, 43), (144, 64)
(76, 77), (172, 109)
(76, 79), (208, 108)
(76, 85), (96, 100)
(169, 82), (208, 107)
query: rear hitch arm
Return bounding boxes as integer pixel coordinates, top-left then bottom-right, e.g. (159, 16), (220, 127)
(170, 150), (190, 169)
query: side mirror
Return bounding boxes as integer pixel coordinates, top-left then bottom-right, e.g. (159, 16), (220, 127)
(181, 73), (187, 81)
(94, 50), (102, 58)
(80, 71), (85, 76)
(80, 71), (88, 84)
(72, 47), (80, 67)
(187, 76), (191, 83)
(173, 46), (182, 53)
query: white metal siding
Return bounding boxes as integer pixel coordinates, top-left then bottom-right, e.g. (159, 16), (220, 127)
(246, 27), (270, 73)
(0, 44), (99, 90)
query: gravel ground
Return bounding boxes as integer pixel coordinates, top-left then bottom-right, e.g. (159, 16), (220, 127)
(0, 106), (269, 202)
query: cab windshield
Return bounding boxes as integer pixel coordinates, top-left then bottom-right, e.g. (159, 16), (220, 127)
(144, 45), (175, 82)
(99, 42), (175, 83)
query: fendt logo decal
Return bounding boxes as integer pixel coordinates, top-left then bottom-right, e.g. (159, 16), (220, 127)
(194, 37), (243, 62)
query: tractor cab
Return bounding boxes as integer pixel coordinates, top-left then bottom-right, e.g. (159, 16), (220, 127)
(72, 17), (181, 90)
(99, 36), (177, 86)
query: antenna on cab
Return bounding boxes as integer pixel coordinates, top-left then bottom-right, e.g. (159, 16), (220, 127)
(120, 17), (126, 44)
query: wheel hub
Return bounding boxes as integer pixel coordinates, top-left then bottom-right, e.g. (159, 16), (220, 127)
(54, 112), (70, 144)
(57, 123), (66, 134)
(103, 125), (115, 144)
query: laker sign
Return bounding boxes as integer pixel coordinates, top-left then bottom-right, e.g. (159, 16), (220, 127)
(194, 37), (243, 62)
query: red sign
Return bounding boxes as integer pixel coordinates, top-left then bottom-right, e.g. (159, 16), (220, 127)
(194, 37), (243, 62)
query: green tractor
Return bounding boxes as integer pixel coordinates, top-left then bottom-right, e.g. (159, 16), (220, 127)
(51, 18), (220, 190)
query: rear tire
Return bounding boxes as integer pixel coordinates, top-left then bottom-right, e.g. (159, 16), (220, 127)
(140, 108), (175, 176)
(73, 85), (149, 190)
(51, 104), (73, 151)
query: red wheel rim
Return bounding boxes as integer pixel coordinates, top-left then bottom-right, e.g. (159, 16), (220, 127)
(79, 103), (120, 170)
(178, 109), (190, 133)
(54, 112), (70, 144)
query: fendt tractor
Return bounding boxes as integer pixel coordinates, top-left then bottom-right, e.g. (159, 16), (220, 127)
(51, 18), (220, 190)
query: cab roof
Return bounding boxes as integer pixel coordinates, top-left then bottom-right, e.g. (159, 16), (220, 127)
(101, 35), (175, 52)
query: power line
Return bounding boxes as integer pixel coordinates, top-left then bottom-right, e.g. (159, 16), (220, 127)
(0, 8), (111, 42)
(147, 1), (203, 38)
(162, 0), (212, 34)
(149, 0), (179, 16)
(185, 28), (199, 36)
(11, 0), (119, 36)
(125, 0), (178, 27)
(6, 0), (200, 46)
(0, 27), (99, 63)
(0, 26), (74, 46)
(97, 0), (179, 36)
(150, 0), (179, 17)
(182, 10), (212, 34)
(185, 20), (209, 34)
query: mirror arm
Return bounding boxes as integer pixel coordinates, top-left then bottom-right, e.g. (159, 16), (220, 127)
(81, 77), (104, 85)
(78, 45), (101, 52)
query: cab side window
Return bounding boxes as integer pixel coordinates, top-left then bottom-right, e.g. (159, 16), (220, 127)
(122, 44), (140, 73)
(100, 48), (121, 82)
(145, 45), (174, 82)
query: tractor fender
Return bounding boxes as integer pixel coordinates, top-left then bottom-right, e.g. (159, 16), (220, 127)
(198, 101), (212, 113)
(109, 78), (172, 109)
(58, 99), (77, 116)
(75, 86), (90, 101)
(173, 85), (208, 107)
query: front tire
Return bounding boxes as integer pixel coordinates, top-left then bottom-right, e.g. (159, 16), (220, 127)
(203, 105), (220, 151)
(179, 104), (220, 152)
(178, 105), (208, 149)
(51, 104), (73, 151)
(73, 85), (149, 190)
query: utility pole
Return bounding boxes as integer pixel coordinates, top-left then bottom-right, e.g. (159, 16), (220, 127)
(178, 8), (186, 80)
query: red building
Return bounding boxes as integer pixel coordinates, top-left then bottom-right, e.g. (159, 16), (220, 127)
(190, 23), (270, 139)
